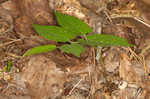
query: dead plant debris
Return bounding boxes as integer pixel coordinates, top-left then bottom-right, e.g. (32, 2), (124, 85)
(0, 0), (150, 99)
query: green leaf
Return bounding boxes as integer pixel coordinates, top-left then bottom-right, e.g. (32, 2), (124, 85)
(54, 11), (92, 35)
(1, 61), (12, 72)
(6, 61), (11, 72)
(32, 24), (76, 42)
(59, 43), (84, 57)
(23, 45), (56, 57)
(78, 34), (132, 47)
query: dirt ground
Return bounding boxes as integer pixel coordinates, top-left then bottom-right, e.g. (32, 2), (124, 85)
(0, 0), (150, 99)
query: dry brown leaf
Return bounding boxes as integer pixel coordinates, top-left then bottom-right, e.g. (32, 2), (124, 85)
(21, 54), (66, 99)
(119, 53), (142, 82)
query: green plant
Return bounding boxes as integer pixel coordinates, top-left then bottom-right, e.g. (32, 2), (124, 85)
(23, 11), (132, 57)
(0, 61), (12, 72)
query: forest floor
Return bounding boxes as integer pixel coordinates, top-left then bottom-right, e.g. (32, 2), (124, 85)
(0, 0), (150, 99)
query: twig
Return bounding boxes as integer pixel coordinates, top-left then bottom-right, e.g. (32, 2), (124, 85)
(7, 52), (22, 58)
(141, 55), (149, 74)
(0, 39), (21, 47)
(111, 15), (150, 28)
(128, 47), (142, 63)
(69, 78), (83, 95)
(134, 87), (142, 99)
(140, 44), (150, 55)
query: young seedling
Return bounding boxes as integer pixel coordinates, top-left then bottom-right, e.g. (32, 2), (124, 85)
(23, 11), (132, 57)
(0, 61), (12, 72)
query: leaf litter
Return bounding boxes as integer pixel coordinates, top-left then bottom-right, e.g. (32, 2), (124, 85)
(0, 0), (150, 99)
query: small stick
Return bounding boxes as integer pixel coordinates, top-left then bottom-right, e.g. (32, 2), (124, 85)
(69, 78), (83, 95)
(0, 39), (21, 47)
